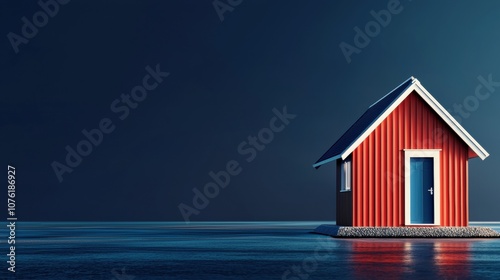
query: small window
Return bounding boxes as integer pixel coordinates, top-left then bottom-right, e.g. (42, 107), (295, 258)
(340, 156), (352, 192)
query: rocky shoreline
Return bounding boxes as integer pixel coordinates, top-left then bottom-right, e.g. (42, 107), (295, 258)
(313, 224), (500, 238)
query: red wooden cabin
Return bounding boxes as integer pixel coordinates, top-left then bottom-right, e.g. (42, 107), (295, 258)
(314, 77), (489, 227)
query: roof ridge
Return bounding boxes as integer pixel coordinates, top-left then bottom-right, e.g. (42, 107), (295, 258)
(369, 76), (416, 108)
(313, 76), (489, 168)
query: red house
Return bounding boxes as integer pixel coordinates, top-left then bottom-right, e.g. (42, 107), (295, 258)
(314, 77), (489, 227)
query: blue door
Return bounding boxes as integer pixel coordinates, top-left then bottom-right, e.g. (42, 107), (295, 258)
(410, 158), (434, 224)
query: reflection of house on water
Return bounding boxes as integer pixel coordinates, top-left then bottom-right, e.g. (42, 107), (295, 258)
(349, 240), (470, 279)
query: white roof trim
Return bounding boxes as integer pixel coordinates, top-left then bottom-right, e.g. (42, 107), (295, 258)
(412, 81), (489, 160)
(340, 78), (489, 161)
(339, 79), (417, 160)
(369, 76), (415, 108)
(312, 154), (341, 168)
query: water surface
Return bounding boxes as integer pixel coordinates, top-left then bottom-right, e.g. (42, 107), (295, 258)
(3, 221), (500, 279)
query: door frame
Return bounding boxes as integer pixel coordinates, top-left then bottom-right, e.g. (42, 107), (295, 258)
(404, 149), (441, 226)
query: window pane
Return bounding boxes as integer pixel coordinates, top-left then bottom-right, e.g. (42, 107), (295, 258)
(346, 157), (351, 191)
(340, 157), (352, 192)
(340, 161), (345, 191)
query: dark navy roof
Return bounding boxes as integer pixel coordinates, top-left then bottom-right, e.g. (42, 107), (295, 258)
(314, 77), (414, 168)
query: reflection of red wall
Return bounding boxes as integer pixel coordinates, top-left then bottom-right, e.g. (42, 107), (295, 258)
(434, 241), (470, 279)
(349, 240), (470, 279)
(350, 241), (407, 279)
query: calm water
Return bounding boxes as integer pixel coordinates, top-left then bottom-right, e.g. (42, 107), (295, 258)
(2, 222), (500, 279)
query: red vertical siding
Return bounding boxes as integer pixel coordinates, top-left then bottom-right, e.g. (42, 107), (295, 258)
(386, 114), (392, 226)
(363, 141), (368, 225)
(381, 120), (387, 226)
(465, 160), (469, 225)
(352, 92), (469, 227)
(368, 135), (373, 226)
(375, 128), (380, 226)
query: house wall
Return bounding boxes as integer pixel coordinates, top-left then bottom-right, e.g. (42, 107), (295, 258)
(336, 159), (353, 226)
(352, 92), (469, 227)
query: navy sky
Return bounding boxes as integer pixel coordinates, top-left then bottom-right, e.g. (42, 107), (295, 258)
(1, 0), (499, 221)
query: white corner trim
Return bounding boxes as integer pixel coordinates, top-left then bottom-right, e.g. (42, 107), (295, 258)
(404, 149), (441, 226)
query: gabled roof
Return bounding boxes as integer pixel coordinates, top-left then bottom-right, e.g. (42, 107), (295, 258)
(313, 77), (489, 168)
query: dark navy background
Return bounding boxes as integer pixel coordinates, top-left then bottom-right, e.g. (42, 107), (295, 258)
(1, 1), (499, 221)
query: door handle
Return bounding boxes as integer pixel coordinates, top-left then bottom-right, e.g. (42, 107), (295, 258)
(428, 187), (433, 195)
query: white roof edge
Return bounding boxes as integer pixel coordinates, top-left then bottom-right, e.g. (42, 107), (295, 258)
(318, 77), (489, 167)
(313, 154), (341, 168)
(340, 82), (417, 160)
(412, 82), (489, 160)
(369, 76), (416, 108)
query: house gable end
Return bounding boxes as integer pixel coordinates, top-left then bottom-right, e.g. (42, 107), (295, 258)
(314, 77), (489, 168)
